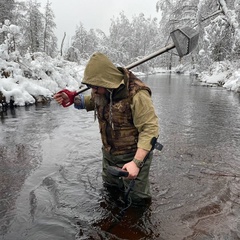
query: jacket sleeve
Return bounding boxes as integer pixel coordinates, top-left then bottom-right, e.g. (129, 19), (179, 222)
(83, 95), (95, 111)
(131, 90), (159, 151)
(73, 94), (95, 111)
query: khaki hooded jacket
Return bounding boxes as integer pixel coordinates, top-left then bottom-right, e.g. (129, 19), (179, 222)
(81, 52), (159, 152)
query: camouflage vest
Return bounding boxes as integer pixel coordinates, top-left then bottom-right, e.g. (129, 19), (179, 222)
(96, 69), (151, 155)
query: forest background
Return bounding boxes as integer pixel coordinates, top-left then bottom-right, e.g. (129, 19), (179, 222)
(0, 0), (240, 106)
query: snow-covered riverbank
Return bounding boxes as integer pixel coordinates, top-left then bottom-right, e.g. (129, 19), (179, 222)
(0, 53), (239, 108)
(198, 61), (240, 92)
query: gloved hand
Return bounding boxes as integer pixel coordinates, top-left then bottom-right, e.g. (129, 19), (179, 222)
(54, 89), (77, 107)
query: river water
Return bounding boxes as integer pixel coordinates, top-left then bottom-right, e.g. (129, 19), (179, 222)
(0, 74), (240, 240)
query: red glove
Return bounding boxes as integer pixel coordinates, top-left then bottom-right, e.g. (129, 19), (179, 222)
(57, 89), (77, 107)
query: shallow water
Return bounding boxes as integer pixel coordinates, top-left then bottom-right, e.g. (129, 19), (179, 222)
(0, 74), (240, 240)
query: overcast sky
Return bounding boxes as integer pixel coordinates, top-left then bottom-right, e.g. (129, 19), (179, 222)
(22, 0), (160, 46)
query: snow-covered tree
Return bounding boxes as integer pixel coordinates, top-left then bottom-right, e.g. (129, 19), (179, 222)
(0, 20), (21, 56)
(108, 11), (132, 65)
(93, 29), (109, 53)
(43, 0), (57, 57)
(0, 0), (15, 24)
(23, 0), (44, 55)
(108, 12), (161, 69)
(0, 0), (16, 44)
(71, 22), (89, 60)
(130, 14), (162, 71)
(155, 0), (239, 74)
(71, 23), (102, 61)
(194, 0), (239, 73)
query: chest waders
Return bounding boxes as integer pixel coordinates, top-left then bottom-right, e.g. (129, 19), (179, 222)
(107, 137), (163, 227)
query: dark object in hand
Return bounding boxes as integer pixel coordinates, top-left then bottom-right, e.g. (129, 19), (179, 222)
(107, 166), (129, 177)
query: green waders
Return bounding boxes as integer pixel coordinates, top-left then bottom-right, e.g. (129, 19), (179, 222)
(102, 148), (153, 206)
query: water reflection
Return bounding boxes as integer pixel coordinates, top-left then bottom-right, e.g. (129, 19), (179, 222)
(0, 74), (240, 239)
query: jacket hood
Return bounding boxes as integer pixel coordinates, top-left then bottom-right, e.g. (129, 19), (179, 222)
(82, 52), (124, 89)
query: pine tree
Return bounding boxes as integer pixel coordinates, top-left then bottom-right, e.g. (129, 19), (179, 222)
(24, 0), (44, 55)
(43, 0), (57, 57)
(0, 0), (15, 44)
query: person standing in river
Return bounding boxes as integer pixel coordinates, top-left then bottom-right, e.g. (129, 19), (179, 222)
(54, 52), (159, 206)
